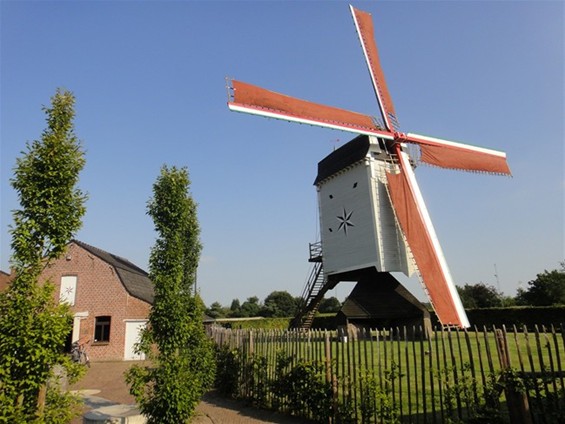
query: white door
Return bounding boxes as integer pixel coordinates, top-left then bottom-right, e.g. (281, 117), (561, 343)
(72, 312), (88, 343)
(124, 321), (147, 360)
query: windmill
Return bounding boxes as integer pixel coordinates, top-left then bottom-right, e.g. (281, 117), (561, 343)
(227, 5), (511, 328)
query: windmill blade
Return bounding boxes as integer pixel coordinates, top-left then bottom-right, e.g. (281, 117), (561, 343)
(228, 80), (394, 139)
(386, 145), (470, 328)
(404, 132), (511, 175)
(350, 6), (399, 132)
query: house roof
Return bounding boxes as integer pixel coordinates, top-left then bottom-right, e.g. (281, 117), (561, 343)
(72, 240), (154, 304)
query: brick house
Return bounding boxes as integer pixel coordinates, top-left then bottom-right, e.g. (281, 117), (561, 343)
(41, 240), (154, 361)
(0, 269), (12, 292)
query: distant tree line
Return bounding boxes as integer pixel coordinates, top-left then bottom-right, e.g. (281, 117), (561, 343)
(205, 291), (342, 319)
(207, 262), (565, 318)
(457, 261), (565, 309)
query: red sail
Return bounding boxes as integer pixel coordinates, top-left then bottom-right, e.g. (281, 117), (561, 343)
(350, 6), (398, 131)
(229, 80), (385, 134)
(404, 133), (511, 175)
(419, 143), (511, 175)
(386, 158), (468, 327)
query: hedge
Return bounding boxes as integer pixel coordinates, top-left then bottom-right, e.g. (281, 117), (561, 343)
(214, 306), (565, 331)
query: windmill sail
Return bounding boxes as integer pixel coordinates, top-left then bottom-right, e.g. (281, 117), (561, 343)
(386, 146), (469, 327)
(228, 80), (393, 139)
(404, 133), (511, 175)
(350, 6), (399, 132)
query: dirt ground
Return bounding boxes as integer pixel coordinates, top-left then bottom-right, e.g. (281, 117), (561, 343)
(69, 361), (314, 423)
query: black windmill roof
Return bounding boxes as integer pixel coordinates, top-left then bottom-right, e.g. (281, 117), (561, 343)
(72, 240), (154, 304)
(314, 135), (371, 185)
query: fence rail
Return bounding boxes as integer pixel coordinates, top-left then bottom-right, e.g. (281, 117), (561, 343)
(209, 324), (565, 423)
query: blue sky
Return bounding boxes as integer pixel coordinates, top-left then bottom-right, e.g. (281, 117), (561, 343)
(1, 1), (563, 308)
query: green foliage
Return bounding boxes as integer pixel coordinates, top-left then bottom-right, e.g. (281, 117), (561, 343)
(464, 305), (565, 329)
(240, 296), (261, 317)
(502, 368), (565, 424)
(9, 89), (86, 270)
(125, 166), (215, 424)
(358, 367), (400, 424)
(436, 364), (505, 424)
(205, 301), (229, 319)
(457, 283), (503, 309)
(214, 346), (270, 407)
(318, 296), (342, 313)
(42, 382), (84, 424)
(214, 346), (242, 397)
(243, 354), (270, 408)
(229, 317), (291, 330)
(515, 264), (565, 306)
(214, 314), (340, 330)
(310, 313), (339, 330)
(271, 352), (333, 421)
(229, 299), (242, 317)
(0, 89), (86, 423)
(214, 347), (333, 421)
(207, 297), (262, 319)
(261, 291), (298, 317)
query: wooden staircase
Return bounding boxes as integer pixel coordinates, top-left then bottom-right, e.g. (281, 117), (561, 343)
(290, 243), (331, 329)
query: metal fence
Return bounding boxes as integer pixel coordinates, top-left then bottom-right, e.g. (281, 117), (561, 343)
(209, 324), (565, 423)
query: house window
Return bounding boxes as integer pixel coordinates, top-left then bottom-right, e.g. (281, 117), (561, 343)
(94, 316), (111, 343)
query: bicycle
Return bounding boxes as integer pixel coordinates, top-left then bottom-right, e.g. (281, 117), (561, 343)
(70, 337), (91, 367)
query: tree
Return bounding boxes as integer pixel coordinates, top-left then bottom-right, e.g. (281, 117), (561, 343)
(515, 263), (565, 306)
(206, 301), (228, 319)
(126, 166), (215, 423)
(240, 296), (261, 317)
(456, 283), (502, 309)
(229, 298), (242, 317)
(318, 296), (342, 313)
(0, 89), (87, 422)
(261, 291), (298, 317)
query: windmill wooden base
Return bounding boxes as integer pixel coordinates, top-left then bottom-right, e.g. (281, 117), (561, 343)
(333, 268), (431, 339)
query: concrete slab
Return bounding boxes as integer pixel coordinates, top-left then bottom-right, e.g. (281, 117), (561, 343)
(83, 403), (145, 424)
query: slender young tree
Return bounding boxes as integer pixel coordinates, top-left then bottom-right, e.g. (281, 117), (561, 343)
(126, 165), (215, 423)
(0, 89), (87, 423)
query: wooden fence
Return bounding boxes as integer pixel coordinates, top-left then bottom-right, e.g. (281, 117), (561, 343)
(209, 324), (565, 423)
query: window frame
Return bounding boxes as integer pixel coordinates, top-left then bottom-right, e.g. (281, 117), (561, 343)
(93, 315), (111, 344)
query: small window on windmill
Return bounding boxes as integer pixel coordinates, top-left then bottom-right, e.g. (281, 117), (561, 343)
(377, 138), (387, 151)
(329, 194), (333, 199)
(353, 182), (358, 189)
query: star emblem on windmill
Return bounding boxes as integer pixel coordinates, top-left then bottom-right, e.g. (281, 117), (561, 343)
(337, 208), (354, 235)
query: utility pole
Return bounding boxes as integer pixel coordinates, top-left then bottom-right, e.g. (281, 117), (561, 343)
(494, 264), (501, 292)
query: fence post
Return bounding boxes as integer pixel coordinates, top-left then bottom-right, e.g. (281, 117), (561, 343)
(495, 329), (532, 424)
(325, 331), (337, 424)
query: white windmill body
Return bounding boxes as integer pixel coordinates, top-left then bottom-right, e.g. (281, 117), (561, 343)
(316, 135), (415, 278)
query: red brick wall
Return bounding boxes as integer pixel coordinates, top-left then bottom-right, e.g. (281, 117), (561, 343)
(0, 270), (13, 292)
(42, 242), (151, 361)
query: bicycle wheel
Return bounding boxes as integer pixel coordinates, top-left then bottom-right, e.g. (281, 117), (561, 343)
(79, 351), (90, 367)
